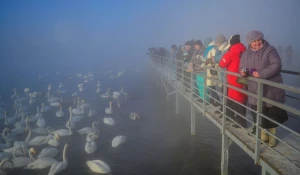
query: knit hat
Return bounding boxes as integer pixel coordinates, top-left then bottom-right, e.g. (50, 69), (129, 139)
(194, 40), (203, 46)
(203, 38), (212, 47)
(171, 44), (176, 49)
(229, 34), (240, 46)
(185, 41), (191, 46)
(215, 34), (226, 44)
(246, 30), (264, 44)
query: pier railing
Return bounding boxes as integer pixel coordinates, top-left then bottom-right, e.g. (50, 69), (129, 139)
(149, 54), (300, 175)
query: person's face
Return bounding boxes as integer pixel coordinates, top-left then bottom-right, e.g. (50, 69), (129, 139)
(185, 45), (191, 51)
(216, 43), (221, 47)
(250, 39), (263, 51)
(194, 44), (200, 51)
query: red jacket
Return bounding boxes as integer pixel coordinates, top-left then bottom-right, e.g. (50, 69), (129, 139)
(219, 43), (246, 103)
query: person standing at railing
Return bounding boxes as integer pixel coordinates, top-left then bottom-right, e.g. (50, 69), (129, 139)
(219, 34), (247, 128)
(182, 41), (194, 91)
(240, 30), (288, 147)
(188, 40), (206, 100)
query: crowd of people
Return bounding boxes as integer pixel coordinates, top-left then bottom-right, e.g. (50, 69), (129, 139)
(150, 31), (290, 147)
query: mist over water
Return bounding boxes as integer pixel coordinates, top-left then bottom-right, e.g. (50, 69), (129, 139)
(0, 0), (300, 175)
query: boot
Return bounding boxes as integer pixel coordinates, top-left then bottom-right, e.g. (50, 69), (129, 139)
(261, 129), (269, 142)
(268, 128), (277, 147)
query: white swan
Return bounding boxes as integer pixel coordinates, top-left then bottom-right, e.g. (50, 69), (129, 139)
(0, 128), (11, 150)
(66, 107), (75, 129)
(41, 103), (52, 113)
(112, 135), (126, 148)
(105, 101), (113, 114)
(103, 117), (115, 126)
(88, 107), (97, 117)
(48, 143), (68, 175)
(85, 140), (97, 154)
(72, 106), (83, 115)
(4, 111), (16, 125)
(32, 127), (53, 135)
(36, 106), (43, 118)
(36, 116), (47, 128)
(56, 105), (64, 117)
(0, 158), (10, 175)
(58, 82), (64, 89)
(112, 91), (121, 99)
(96, 87), (101, 94)
(77, 121), (98, 135)
(86, 132), (98, 142)
(48, 84), (52, 91)
(117, 99), (120, 108)
(52, 121), (72, 137)
(129, 112), (140, 120)
(12, 147), (36, 168)
(86, 160), (111, 174)
(38, 147), (58, 158)
(47, 134), (60, 147)
(26, 156), (57, 170)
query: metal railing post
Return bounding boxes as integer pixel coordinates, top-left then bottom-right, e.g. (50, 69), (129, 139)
(221, 69), (228, 175)
(254, 82), (263, 165)
(176, 91), (179, 114)
(203, 66), (207, 115)
(191, 72), (196, 135)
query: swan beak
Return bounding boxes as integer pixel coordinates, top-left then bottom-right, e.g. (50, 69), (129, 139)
(56, 134), (60, 141)
(31, 148), (37, 154)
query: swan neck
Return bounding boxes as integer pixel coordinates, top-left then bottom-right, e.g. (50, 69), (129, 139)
(29, 149), (36, 160)
(63, 144), (68, 162)
(12, 146), (20, 159)
(0, 158), (8, 169)
(25, 129), (32, 143)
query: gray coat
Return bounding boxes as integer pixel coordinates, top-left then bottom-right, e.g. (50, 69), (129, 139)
(240, 41), (285, 107)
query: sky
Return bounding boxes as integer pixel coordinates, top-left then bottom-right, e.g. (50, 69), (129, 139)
(0, 0), (299, 77)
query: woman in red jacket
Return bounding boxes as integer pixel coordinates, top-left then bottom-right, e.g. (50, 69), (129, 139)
(219, 34), (247, 128)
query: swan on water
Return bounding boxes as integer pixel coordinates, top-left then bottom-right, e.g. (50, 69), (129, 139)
(48, 84), (52, 91)
(58, 82), (64, 89)
(65, 107), (75, 129)
(41, 103), (52, 113)
(48, 143), (68, 175)
(25, 156), (57, 170)
(117, 99), (120, 108)
(86, 131), (99, 142)
(85, 140), (97, 154)
(32, 127), (53, 135)
(86, 160), (111, 174)
(105, 101), (113, 114)
(112, 135), (126, 148)
(97, 81), (101, 88)
(47, 134), (60, 147)
(0, 128), (11, 150)
(52, 121), (72, 137)
(12, 146), (36, 168)
(78, 84), (84, 92)
(11, 88), (17, 99)
(26, 130), (49, 146)
(96, 87), (101, 94)
(56, 105), (64, 117)
(36, 115), (47, 128)
(129, 112), (140, 120)
(88, 107), (97, 117)
(4, 111), (16, 125)
(112, 91), (121, 99)
(37, 147), (58, 158)
(77, 121), (98, 135)
(24, 88), (30, 95)
(36, 106), (43, 118)
(103, 117), (115, 126)
(0, 158), (10, 175)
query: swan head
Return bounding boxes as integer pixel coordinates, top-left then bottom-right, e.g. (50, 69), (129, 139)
(41, 103), (44, 107)
(54, 134), (60, 141)
(29, 148), (36, 155)
(69, 106), (72, 111)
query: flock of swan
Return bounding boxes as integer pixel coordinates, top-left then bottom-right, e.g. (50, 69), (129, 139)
(0, 69), (140, 174)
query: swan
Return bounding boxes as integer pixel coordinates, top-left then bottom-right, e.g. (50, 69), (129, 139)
(26, 156), (57, 170)
(12, 146), (36, 168)
(11, 88), (17, 99)
(86, 160), (111, 174)
(52, 121), (72, 137)
(58, 82), (64, 89)
(32, 127), (53, 135)
(85, 140), (97, 154)
(78, 84), (84, 92)
(47, 134), (60, 147)
(56, 105), (64, 117)
(36, 106), (43, 118)
(129, 112), (140, 120)
(72, 105), (83, 115)
(0, 128), (11, 150)
(0, 158), (10, 175)
(86, 131), (99, 142)
(4, 111), (16, 125)
(97, 80), (101, 88)
(37, 147), (58, 158)
(96, 87), (101, 94)
(103, 117), (115, 126)
(26, 129), (50, 146)
(48, 84), (52, 91)
(77, 121), (98, 135)
(88, 107), (97, 117)
(41, 103), (52, 113)
(12, 113), (26, 135)
(65, 107), (75, 129)
(112, 135), (126, 148)
(28, 93), (36, 104)
(36, 115), (47, 128)
(48, 143), (68, 175)
(50, 101), (60, 107)
(112, 91), (121, 99)
(117, 99), (120, 108)
(105, 101), (113, 114)
(71, 115), (84, 123)
(0, 152), (11, 161)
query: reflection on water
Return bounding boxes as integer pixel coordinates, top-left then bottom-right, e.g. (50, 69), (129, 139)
(2, 68), (260, 175)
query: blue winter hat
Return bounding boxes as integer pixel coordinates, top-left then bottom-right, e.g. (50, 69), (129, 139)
(203, 37), (212, 47)
(246, 30), (264, 44)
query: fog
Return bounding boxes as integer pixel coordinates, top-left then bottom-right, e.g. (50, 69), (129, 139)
(1, 0), (299, 79)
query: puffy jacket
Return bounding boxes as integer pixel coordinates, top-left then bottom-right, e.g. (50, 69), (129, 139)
(239, 41), (285, 107)
(219, 43), (246, 103)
